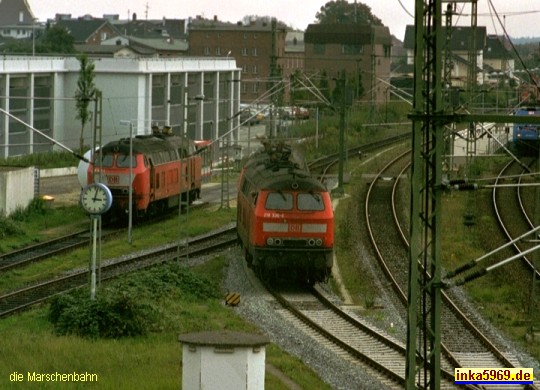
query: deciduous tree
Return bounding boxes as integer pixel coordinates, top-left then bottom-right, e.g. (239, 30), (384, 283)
(315, 0), (383, 26)
(75, 54), (96, 154)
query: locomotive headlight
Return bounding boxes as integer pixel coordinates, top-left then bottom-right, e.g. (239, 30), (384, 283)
(316, 238), (322, 246)
(267, 237), (274, 246)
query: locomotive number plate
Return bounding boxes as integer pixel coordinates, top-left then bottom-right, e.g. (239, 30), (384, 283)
(107, 175), (120, 185)
(289, 223), (301, 232)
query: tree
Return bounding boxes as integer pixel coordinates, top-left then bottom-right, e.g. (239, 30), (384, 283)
(40, 24), (76, 54)
(75, 54), (96, 154)
(315, 0), (383, 26)
(0, 25), (75, 55)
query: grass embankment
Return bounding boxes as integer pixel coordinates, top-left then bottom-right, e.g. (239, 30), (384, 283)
(333, 151), (540, 362)
(1, 203), (331, 389)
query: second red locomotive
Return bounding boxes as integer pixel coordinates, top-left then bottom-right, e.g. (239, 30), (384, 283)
(236, 142), (334, 283)
(87, 129), (202, 218)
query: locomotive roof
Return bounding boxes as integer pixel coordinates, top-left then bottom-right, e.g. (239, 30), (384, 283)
(101, 134), (195, 155)
(243, 156), (326, 192)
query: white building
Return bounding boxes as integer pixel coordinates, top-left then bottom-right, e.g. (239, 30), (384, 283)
(0, 56), (241, 158)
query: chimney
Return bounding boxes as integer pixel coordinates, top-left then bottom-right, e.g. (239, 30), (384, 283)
(214, 15), (218, 21)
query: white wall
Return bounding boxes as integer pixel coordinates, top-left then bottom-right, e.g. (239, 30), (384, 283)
(0, 167), (35, 217)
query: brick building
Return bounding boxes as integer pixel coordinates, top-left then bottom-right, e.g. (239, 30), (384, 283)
(188, 16), (287, 104)
(304, 24), (392, 104)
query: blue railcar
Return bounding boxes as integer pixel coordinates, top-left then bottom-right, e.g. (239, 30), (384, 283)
(513, 107), (540, 151)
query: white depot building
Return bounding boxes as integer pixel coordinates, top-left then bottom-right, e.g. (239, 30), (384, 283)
(0, 56), (241, 158)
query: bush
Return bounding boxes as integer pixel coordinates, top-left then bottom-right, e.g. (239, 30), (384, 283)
(0, 216), (25, 238)
(10, 198), (47, 222)
(48, 262), (221, 339)
(48, 291), (152, 339)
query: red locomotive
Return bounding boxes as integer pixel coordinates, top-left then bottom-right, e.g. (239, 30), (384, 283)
(236, 141), (334, 283)
(86, 128), (202, 218)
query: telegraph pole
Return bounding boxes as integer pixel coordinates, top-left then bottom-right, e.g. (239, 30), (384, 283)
(334, 70), (346, 197)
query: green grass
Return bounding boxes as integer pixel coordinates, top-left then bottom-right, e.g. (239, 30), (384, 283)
(3, 133), (538, 388)
(0, 150), (80, 169)
(0, 202), (330, 389)
(1, 253), (330, 390)
(0, 201), (87, 254)
(0, 206), (237, 294)
(331, 150), (540, 362)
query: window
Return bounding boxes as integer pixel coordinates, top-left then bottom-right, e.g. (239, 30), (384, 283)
(314, 43), (325, 55)
(251, 47), (258, 56)
(204, 47), (211, 56)
(252, 65), (258, 74)
(265, 192), (293, 210)
(252, 82), (259, 94)
(241, 47), (248, 56)
(97, 153), (114, 167)
(170, 74), (183, 105)
(151, 75), (165, 107)
(216, 47), (221, 55)
(116, 154), (137, 168)
(242, 65), (248, 74)
(342, 44), (363, 55)
(298, 193), (325, 211)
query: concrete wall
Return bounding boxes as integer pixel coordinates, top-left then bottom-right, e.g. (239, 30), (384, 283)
(0, 167), (35, 217)
(182, 344), (266, 390)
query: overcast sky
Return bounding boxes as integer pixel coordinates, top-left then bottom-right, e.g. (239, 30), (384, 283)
(28, 0), (540, 40)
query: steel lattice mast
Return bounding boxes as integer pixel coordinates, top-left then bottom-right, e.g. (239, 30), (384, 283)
(406, 1), (480, 388)
(406, 0), (443, 388)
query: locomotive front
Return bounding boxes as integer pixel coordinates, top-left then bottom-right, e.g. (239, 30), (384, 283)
(87, 138), (150, 216)
(238, 158), (334, 283)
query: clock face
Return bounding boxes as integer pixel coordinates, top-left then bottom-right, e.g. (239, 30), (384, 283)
(80, 183), (113, 215)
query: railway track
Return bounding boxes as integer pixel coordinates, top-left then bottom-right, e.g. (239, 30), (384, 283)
(0, 201), (211, 275)
(307, 132), (410, 176)
(0, 224), (237, 318)
(0, 228), (116, 273)
(263, 282), (464, 389)
(492, 158), (540, 281)
(364, 151), (537, 389)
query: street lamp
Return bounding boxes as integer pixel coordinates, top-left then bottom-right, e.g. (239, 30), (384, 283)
(120, 120), (134, 244)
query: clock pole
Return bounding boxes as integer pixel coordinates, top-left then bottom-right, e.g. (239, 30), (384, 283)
(90, 214), (100, 300)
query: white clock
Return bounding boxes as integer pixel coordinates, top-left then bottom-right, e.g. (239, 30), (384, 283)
(80, 183), (113, 215)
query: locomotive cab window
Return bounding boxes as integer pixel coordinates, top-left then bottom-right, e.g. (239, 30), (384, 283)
(265, 192), (293, 210)
(297, 193), (325, 211)
(96, 154), (114, 167)
(116, 154), (137, 168)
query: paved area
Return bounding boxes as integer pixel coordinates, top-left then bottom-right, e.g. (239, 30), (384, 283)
(39, 174), (238, 209)
(39, 174), (81, 207)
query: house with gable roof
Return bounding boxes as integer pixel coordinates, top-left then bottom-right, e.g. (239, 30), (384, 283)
(0, 0), (41, 40)
(55, 17), (121, 45)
